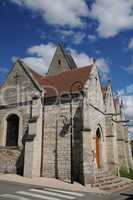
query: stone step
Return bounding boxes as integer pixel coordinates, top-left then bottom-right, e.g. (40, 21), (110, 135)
(96, 173), (112, 179)
(109, 182), (133, 193)
(95, 171), (109, 176)
(94, 169), (133, 192)
(100, 180), (132, 191)
(96, 170), (109, 174)
(96, 174), (115, 181)
(95, 177), (120, 184)
(94, 178), (122, 187)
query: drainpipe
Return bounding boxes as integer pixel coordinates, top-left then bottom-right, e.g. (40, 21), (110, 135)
(70, 93), (73, 184)
(40, 90), (45, 176)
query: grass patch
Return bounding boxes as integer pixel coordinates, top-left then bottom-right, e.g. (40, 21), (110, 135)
(119, 168), (133, 180)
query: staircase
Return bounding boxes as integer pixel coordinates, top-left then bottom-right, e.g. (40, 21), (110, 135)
(93, 169), (133, 192)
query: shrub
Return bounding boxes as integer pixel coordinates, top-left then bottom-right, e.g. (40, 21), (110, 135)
(119, 168), (133, 180)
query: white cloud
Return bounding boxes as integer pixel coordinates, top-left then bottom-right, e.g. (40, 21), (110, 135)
(126, 84), (133, 94)
(23, 43), (56, 74)
(125, 64), (133, 74)
(88, 34), (97, 42)
(9, 0), (89, 27)
(122, 95), (133, 119)
(90, 0), (133, 38)
(56, 30), (86, 44)
(117, 84), (133, 136)
(118, 84), (133, 96)
(72, 32), (86, 44)
(57, 29), (74, 38)
(68, 48), (110, 81)
(11, 56), (18, 63)
(23, 57), (48, 75)
(0, 66), (8, 75)
(96, 58), (110, 81)
(125, 39), (133, 73)
(128, 38), (133, 49)
(68, 48), (93, 67)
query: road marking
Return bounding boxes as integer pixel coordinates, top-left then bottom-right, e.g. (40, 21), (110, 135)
(30, 189), (75, 199)
(17, 191), (61, 200)
(45, 188), (84, 197)
(0, 193), (31, 200)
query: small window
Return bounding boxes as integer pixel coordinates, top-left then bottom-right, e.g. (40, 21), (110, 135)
(58, 60), (61, 65)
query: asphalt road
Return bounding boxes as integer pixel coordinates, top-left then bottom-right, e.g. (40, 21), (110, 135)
(0, 180), (132, 200)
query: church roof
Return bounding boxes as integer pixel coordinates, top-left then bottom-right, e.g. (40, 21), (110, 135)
(17, 59), (93, 98)
(29, 64), (93, 98)
(27, 66), (45, 82)
(43, 65), (93, 97)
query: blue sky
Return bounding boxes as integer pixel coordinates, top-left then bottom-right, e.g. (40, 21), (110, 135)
(0, 0), (133, 136)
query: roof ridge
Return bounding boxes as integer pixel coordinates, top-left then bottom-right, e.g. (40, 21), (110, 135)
(18, 59), (45, 78)
(16, 59), (42, 91)
(28, 66), (45, 78)
(45, 65), (93, 79)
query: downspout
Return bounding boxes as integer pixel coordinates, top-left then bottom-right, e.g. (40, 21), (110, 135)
(70, 93), (73, 184)
(40, 91), (45, 176)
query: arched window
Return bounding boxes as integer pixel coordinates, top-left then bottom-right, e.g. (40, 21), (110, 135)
(6, 114), (19, 146)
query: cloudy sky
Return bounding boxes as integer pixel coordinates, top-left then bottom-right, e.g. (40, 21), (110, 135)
(0, 0), (133, 137)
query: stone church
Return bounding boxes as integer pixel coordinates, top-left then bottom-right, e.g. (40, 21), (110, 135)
(0, 44), (133, 185)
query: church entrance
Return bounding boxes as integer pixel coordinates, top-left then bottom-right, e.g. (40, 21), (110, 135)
(6, 114), (19, 146)
(96, 128), (101, 169)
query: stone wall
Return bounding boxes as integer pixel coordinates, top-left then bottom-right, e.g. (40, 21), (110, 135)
(24, 98), (43, 177)
(41, 97), (84, 183)
(116, 123), (129, 170)
(86, 66), (107, 170)
(0, 147), (23, 174)
(105, 116), (118, 173)
(0, 61), (41, 147)
(42, 102), (70, 182)
(0, 61), (42, 175)
(103, 85), (119, 173)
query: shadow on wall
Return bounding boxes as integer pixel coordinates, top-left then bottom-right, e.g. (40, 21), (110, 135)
(53, 98), (84, 184)
(73, 100), (84, 185)
(16, 127), (29, 176)
(0, 145), (24, 175)
(16, 148), (24, 176)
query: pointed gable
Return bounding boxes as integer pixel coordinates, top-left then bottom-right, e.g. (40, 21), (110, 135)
(102, 82), (116, 113)
(47, 44), (77, 76)
(0, 60), (42, 105)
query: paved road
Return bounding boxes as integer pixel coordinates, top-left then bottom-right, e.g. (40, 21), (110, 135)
(0, 180), (132, 200)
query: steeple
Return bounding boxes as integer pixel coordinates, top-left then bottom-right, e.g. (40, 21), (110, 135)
(47, 43), (77, 76)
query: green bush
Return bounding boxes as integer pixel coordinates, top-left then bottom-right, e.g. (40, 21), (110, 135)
(119, 168), (133, 180)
